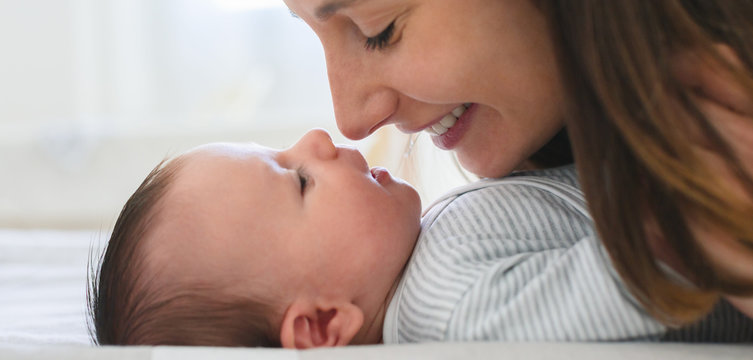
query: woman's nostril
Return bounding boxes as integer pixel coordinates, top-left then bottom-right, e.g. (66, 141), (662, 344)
(338, 123), (370, 141)
(368, 118), (393, 137)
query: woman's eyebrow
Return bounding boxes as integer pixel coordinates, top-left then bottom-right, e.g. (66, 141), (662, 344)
(316, 0), (360, 21)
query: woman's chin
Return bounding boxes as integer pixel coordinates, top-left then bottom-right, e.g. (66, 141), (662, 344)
(456, 151), (514, 179)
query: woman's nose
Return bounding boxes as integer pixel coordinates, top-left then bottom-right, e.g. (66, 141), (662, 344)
(325, 45), (398, 140)
(295, 128), (337, 160)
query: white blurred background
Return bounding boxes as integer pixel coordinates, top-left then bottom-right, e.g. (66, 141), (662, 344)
(0, 0), (472, 230)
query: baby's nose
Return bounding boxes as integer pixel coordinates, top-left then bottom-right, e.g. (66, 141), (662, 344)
(300, 128), (337, 160)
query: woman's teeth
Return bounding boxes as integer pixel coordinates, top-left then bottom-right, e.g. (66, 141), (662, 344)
(424, 104), (470, 136)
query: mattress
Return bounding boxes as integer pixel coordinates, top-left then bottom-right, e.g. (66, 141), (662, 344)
(1, 229), (750, 359)
(0, 229), (96, 346)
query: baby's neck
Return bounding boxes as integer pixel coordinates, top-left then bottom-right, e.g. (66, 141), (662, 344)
(351, 271), (404, 345)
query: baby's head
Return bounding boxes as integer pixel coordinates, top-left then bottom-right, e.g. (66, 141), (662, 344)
(89, 129), (422, 347)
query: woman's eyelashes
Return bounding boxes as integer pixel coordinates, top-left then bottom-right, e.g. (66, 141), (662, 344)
(364, 21), (396, 51)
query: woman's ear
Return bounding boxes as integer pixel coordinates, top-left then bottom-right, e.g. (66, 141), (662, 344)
(279, 300), (364, 349)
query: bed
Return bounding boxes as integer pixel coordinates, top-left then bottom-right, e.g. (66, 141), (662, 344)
(1, 229), (750, 359)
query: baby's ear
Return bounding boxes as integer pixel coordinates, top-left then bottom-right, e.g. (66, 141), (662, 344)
(279, 300), (363, 349)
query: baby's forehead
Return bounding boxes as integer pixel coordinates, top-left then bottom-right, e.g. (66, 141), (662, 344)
(173, 143), (282, 187)
(161, 139), (290, 225)
(186, 142), (274, 159)
(161, 141), (286, 227)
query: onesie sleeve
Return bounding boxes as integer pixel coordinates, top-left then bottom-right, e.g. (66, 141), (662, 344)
(445, 234), (665, 341)
(392, 180), (666, 342)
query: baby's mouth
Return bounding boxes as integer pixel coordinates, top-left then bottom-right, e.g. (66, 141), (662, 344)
(423, 103), (472, 136)
(370, 167), (390, 184)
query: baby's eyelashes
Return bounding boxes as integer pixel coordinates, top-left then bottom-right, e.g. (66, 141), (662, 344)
(297, 167), (311, 195)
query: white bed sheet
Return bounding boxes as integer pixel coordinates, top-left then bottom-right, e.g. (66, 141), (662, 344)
(0, 229), (100, 346)
(1, 343), (752, 360)
(1, 229), (751, 360)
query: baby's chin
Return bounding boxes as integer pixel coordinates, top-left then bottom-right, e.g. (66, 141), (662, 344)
(394, 177), (422, 216)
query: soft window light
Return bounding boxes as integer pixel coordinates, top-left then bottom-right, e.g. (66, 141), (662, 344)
(214, 0), (284, 11)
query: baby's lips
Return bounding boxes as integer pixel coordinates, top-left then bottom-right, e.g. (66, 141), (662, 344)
(370, 167), (392, 184)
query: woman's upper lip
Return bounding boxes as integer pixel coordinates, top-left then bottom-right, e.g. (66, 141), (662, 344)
(366, 118), (392, 138)
(398, 105), (466, 134)
(396, 123), (427, 134)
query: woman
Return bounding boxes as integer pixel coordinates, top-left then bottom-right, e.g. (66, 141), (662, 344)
(282, 0), (752, 325)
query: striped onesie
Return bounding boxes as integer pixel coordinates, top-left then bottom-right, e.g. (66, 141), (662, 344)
(383, 165), (753, 343)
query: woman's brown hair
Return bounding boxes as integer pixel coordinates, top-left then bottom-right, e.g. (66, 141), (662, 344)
(542, 0), (753, 324)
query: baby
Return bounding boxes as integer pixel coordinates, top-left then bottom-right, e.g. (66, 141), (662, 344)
(89, 129), (753, 347)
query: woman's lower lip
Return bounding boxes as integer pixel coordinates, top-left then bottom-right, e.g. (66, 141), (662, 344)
(431, 103), (477, 150)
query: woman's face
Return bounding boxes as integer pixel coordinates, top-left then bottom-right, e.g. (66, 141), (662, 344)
(284, 0), (566, 178)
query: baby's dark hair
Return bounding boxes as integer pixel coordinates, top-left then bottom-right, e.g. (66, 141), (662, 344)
(87, 157), (280, 347)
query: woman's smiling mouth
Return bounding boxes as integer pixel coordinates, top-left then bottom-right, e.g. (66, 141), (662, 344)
(424, 103), (477, 150)
(423, 103), (471, 136)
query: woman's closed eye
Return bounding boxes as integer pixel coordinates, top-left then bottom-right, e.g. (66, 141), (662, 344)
(364, 21), (396, 51)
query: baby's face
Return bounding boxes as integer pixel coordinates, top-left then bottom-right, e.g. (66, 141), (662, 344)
(150, 129), (422, 310)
